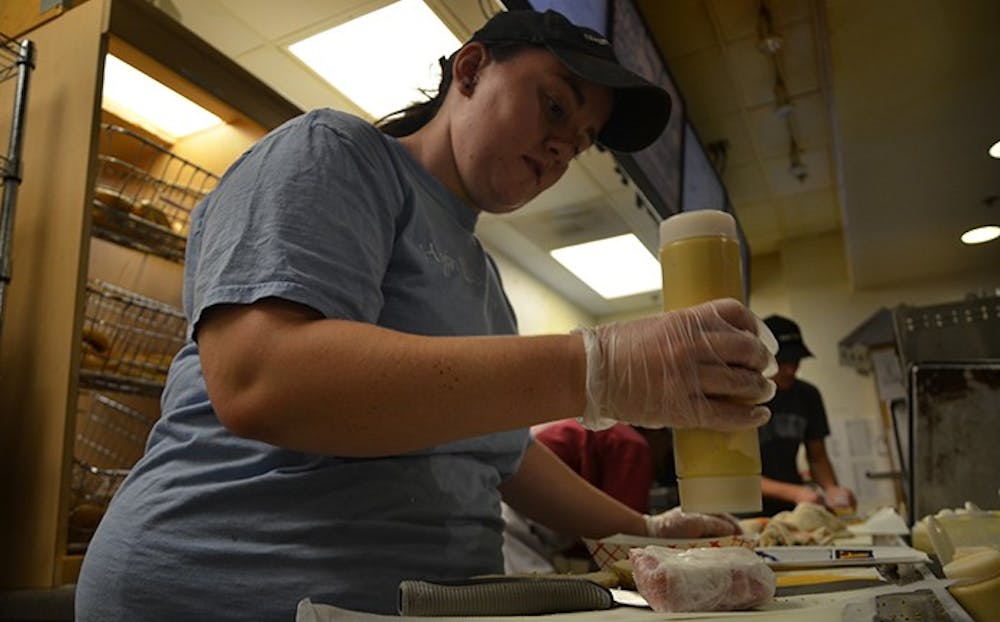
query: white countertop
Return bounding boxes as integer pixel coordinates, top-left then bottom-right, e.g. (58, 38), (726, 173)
(296, 563), (974, 622)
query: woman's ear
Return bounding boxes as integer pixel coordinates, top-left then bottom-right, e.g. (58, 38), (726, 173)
(453, 42), (488, 96)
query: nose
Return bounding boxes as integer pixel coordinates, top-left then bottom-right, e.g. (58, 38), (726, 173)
(544, 134), (576, 166)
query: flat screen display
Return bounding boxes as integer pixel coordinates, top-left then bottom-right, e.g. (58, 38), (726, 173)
(681, 122), (725, 212)
(516, 0), (609, 35)
(607, 0), (684, 220)
(681, 122), (751, 299)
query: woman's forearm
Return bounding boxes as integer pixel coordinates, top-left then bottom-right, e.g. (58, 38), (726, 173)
(198, 299), (587, 456)
(500, 442), (647, 539)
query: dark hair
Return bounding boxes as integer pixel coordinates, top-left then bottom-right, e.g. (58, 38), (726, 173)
(376, 42), (530, 137)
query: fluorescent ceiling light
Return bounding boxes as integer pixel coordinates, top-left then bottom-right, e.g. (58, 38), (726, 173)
(961, 225), (1000, 245)
(101, 55), (224, 142)
(550, 233), (661, 299)
(989, 140), (1000, 159)
(288, 0), (461, 120)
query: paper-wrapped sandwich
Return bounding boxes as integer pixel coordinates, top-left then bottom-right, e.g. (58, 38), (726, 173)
(629, 545), (775, 612)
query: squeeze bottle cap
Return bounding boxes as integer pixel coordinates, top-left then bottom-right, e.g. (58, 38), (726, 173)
(660, 210), (737, 249)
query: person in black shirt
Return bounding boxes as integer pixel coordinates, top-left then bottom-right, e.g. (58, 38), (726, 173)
(758, 315), (857, 516)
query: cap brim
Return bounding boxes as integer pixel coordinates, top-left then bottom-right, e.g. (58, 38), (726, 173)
(776, 343), (814, 363)
(548, 46), (671, 153)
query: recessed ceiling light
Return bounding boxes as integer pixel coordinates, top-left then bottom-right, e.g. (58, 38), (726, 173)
(288, 0), (461, 120)
(101, 55), (224, 142)
(960, 225), (1000, 245)
(989, 140), (1000, 159)
(550, 233), (661, 299)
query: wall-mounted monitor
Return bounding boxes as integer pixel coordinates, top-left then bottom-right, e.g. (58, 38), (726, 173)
(681, 122), (725, 213)
(513, 0), (609, 36)
(607, 0), (684, 220)
(680, 121), (751, 299)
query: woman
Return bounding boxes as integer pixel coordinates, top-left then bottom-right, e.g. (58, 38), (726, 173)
(77, 9), (777, 620)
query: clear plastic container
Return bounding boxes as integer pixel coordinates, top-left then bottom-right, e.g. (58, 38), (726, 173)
(912, 505), (1000, 554)
(659, 210), (762, 514)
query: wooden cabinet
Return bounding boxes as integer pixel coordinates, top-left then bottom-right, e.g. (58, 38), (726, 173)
(0, 0), (301, 589)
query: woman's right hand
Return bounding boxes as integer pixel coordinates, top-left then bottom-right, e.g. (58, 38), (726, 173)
(576, 298), (777, 431)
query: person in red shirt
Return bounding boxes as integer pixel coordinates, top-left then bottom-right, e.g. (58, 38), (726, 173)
(533, 419), (653, 513)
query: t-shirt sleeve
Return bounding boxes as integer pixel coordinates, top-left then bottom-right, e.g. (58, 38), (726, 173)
(186, 112), (402, 337)
(803, 382), (831, 441)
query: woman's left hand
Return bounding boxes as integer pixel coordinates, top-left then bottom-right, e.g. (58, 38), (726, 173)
(643, 506), (742, 539)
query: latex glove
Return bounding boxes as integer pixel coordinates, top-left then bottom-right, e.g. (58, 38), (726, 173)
(792, 485), (827, 508)
(823, 486), (857, 512)
(644, 506), (743, 539)
(576, 298), (777, 431)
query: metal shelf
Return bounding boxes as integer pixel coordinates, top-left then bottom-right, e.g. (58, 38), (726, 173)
(69, 391), (159, 548)
(0, 32), (34, 346)
(91, 124), (218, 263)
(79, 279), (185, 396)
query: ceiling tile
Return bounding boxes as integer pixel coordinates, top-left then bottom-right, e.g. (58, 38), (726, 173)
(774, 188), (841, 236)
(708, 0), (810, 44)
(171, 0), (267, 57)
(638, 0), (718, 59)
(575, 149), (630, 196)
(746, 104), (795, 159)
(723, 161), (771, 204)
(746, 91), (831, 159)
(776, 21), (820, 97)
(503, 196), (629, 251)
(707, 0), (757, 43)
(783, 93), (831, 150)
(725, 37), (780, 108)
(234, 46), (365, 116)
(515, 163), (604, 217)
(669, 47), (743, 123)
(691, 112), (757, 166)
(761, 147), (831, 196)
(764, 0), (811, 30)
(737, 198), (780, 232)
(734, 199), (782, 254)
(218, 0), (387, 42)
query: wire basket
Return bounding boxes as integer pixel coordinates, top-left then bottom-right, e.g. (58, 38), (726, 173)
(79, 279), (186, 396)
(69, 391), (159, 548)
(0, 32), (22, 83)
(92, 124), (219, 262)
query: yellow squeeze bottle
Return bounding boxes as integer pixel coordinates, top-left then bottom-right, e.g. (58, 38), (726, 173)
(659, 210), (763, 514)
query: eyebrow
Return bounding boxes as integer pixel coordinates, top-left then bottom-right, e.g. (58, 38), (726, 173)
(558, 74), (599, 145)
(559, 74), (586, 107)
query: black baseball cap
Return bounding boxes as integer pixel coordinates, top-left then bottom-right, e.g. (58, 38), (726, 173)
(469, 9), (671, 153)
(764, 315), (814, 363)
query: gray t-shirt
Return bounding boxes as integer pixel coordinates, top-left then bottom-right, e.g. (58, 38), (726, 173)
(76, 109), (530, 620)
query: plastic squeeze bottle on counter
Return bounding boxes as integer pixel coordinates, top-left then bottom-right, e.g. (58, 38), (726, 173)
(659, 210), (763, 514)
